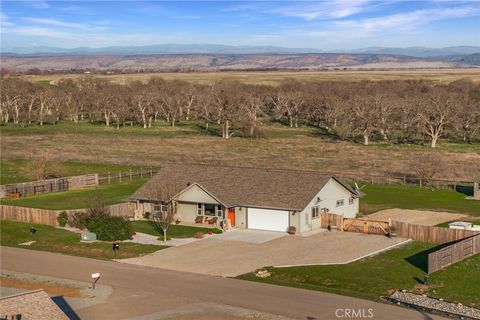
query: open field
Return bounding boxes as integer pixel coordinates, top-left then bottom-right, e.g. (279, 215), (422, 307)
(21, 68), (480, 85)
(2, 121), (479, 182)
(0, 179), (147, 210)
(238, 241), (480, 308)
(362, 184), (480, 216)
(0, 220), (165, 259)
(0, 158), (143, 185)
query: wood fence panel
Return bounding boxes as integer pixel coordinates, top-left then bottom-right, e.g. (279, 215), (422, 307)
(0, 205), (59, 226)
(428, 235), (480, 273)
(391, 221), (477, 244)
(0, 174), (99, 198)
(320, 212), (344, 229)
(1, 202), (141, 227)
(343, 218), (389, 235)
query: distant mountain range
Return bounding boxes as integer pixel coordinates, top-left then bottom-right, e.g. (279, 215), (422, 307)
(2, 44), (479, 58)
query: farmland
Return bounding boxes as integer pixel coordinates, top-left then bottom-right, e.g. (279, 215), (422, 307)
(22, 68), (480, 86)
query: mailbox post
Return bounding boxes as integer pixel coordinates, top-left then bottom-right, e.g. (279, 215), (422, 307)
(112, 242), (120, 259)
(91, 273), (100, 290)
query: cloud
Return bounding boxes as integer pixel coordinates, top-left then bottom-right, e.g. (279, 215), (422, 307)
(272, 0), (374, 20)
(1, 13), (14, 28)
(23, 0), (50, 9)
(6, 27), (70, 38)
(336, 6), (480, 32)
(22, 18), (109, 31)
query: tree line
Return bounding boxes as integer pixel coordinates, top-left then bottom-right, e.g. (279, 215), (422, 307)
(1, 76), (479, 147)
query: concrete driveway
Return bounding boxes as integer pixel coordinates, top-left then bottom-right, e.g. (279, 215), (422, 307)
(368, 208), (469, 226)
(211, 229), (287, 244)
(120, 231), (408, 277)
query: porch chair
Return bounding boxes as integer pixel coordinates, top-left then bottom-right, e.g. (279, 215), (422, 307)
(207, 217), (218, 226)
(195, 216), (204, 224)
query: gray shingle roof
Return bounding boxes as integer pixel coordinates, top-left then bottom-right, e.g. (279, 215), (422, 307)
(0, 289), (68, 320)
(132, 163), (358, 210)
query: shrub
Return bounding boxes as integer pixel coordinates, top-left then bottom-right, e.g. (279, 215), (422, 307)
(143, 212), (151, 220)
(87, 213), (133, 241)
(211, 228), (223, 234)
(57, 211), (68, 227)
(68, 211), (89, 229)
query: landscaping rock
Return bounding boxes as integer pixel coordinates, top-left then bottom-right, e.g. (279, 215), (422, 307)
(18, 241), (36, 246)
(388, 291), (480, 320)
(255, 270), (271, 278)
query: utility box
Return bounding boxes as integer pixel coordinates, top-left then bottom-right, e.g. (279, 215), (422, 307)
(81, 230), (97, 241)
(474, 178), (480, 200)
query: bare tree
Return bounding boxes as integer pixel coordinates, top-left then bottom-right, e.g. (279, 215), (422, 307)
(418, 92), (452, 148)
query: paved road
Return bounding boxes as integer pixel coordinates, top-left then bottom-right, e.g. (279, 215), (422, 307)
(1, 247), (445, 320)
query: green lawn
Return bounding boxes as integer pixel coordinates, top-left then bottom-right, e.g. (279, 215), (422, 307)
(0, 220), (165, 259)
(238, 241), (480, 308)
(132, 220), (220, 238)
(0, 179), (147, 210)
(0, 158), (144, 185)
(361, 184), (480, 216)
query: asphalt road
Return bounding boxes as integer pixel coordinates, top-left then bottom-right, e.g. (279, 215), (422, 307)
(1, 247), (446, 320)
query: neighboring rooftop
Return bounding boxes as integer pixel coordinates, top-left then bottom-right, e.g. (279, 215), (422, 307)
(0, 289), (68, 320)
(132, 163), (359, 210)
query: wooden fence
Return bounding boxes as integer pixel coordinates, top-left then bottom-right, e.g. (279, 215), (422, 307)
(320, 213), (389, 235)
(98, 168), (156, 185)
(428, 234), (480, 273)
(0, 202), (143, 226)
(0, 174), (98, 198)
(343, 218), (389, 235)
(391, 220), (478, 244)
(0, 205), (59, 226)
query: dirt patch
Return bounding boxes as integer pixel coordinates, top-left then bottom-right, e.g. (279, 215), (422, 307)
(0, 277), (81, 297)
(367, 209), (469, 226)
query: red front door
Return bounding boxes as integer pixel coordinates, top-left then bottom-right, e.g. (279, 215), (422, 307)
(228, 208), (235, 226)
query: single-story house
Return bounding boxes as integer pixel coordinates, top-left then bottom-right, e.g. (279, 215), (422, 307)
(131, 163), (363, 234)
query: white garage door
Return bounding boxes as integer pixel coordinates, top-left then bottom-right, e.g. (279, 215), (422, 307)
(247, 208), (289, 232)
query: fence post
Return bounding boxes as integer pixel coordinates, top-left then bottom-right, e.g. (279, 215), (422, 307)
(403, 176), (406, 187)
(419, 179), (422, 187)
(140, 168), (143, 179)
(119, 171), (122, 183)
(370, 174), (374, 184)
(129, 169), (132, 181)
(150, 167), (153, 177)
(108, 172), (111, 184)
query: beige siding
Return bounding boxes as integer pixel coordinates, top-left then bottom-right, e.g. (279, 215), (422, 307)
(177, 202), (197, 223)
(289, 211), (299, 233)
(235, 207), (247, 228)
(300, 178), (358, 232)
(177, 184), (220, 204)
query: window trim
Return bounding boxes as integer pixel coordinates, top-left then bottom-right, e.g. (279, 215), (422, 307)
(311, 206), (319, 219)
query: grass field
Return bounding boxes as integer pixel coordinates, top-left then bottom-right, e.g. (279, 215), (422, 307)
(238, 241), (480, 308)
(0, 158), (144, 185)
(0, 179), (147, 210)
(1, 220), (165, 259)
(132, 221), (219, 239)
(362, 184), (480, 216)
(23, 69), (480, 86)
(2, 120), (478, 182)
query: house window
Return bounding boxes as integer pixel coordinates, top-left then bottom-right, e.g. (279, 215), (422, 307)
(204, 203), (216, 216)
(216, 205), (223, 217)
(336, 199), (344, 207)
(349, 197), (354, 205)
(311, 207), (319, 219)
(197, 203), (203, 215)
(154, 202), (167, 212)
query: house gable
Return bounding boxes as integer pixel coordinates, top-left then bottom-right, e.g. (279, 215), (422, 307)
(177, 183), (221, 205)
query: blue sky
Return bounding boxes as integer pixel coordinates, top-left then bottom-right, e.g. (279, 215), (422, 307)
(1, 1), (479, 50)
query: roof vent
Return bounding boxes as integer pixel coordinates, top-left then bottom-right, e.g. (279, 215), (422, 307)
(187, 182), (191, 186)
